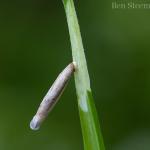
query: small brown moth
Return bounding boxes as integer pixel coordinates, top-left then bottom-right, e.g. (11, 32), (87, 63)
(30, 62), (76, 130)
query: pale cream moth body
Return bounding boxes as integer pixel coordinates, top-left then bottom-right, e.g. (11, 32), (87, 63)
(30, 62), (76, 130)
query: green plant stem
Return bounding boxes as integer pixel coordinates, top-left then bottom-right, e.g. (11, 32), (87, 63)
(62, 0), (105, 150)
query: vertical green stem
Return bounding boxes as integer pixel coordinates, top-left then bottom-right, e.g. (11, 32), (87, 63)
(62, 0), (105, 150)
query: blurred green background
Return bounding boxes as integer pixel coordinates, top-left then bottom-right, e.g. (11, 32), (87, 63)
(0, 0), (150, 149)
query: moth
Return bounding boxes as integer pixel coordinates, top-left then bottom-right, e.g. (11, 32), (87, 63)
(30, 62), (76, 130)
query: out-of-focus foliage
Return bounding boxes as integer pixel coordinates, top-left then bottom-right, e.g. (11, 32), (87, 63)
(0, 0), (150, 150)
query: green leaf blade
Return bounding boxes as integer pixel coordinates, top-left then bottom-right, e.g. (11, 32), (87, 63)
(62, 0), (105, 149)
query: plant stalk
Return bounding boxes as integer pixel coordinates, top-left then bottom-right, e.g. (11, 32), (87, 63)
(62, 0), (105, 149)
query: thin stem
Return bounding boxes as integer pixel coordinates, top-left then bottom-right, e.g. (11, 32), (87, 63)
(62, 0), (105, 150)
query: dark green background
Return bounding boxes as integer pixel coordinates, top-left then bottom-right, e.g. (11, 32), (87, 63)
(0, 0), (150, 149)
